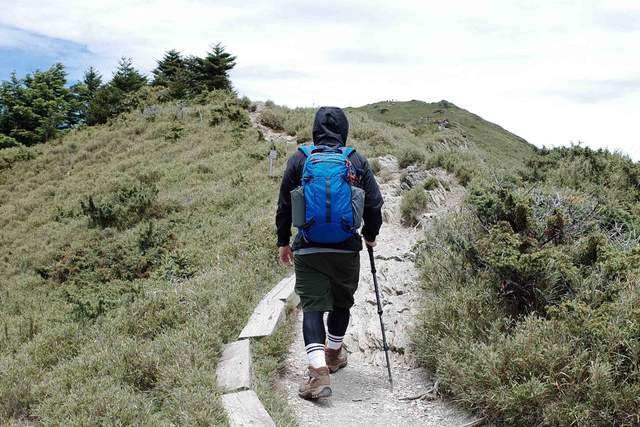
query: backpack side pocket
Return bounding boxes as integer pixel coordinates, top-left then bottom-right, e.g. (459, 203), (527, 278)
(291, 186), (306, 228)
(351, 186), (365, 230)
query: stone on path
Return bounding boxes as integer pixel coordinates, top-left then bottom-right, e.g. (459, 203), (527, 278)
(221, 390), (276, 427)
(239, 298), (286, 339)
(216, 340), (252, 393)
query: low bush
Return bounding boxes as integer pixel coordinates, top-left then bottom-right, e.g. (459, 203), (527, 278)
(80, 180), (159, 229)
(259, 108), (285, 131)
(423, 176), (439, 191)
(414, 146), (640, 426)
(400, 187), (428, 226)
(425, 150), (479, 186)
(164, 125), (184, 142)
(0, 134), (21, 149)
(370, 158), (381, 174)
(209, 102), (250, 128)
(36, 221), (173, 286)
(0, 146), (35, 170)
(237, 96), (251, 110)
(398, 147), (425, 168)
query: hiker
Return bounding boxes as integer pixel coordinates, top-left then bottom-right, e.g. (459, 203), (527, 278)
(275, 106), (383, 399)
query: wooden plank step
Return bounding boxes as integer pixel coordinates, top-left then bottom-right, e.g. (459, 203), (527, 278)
(238, 299), (286, 339)
(263, 274), (298, 306)
(216, 340), (252, 393)
(221, 390), (275, 427)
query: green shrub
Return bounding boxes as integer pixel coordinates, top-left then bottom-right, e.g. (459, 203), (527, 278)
(259, 108), (285, 131)
(0, 146), (35, 170)
(63, 280), (144, 322)
(155, 250), (196, 281)
(36, 221), (173, 288)
(400, 187), (428, 226)
(0, 134), (20, 149)
(164, 125), (184, 142)
(414, 146), (640, 425)
(370, 158), (381, 174)
(425, 150), (478, 186)
(237, 96), (251, 110)
(398, 147), (425, 168)
(423, 176), (439, 191)
(209, 102), (250, 128)
(295, 126), (312, 143)
(80, 180), (159, 229)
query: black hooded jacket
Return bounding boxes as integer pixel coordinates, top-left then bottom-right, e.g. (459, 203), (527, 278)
(275, 106), (384, 252)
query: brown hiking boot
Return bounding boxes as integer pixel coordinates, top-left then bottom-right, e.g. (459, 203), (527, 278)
(325, 346), (348, 373)
(298, 366), (331, 400)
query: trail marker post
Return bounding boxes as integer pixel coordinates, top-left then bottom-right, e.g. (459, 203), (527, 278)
(268, 149), (278, 176)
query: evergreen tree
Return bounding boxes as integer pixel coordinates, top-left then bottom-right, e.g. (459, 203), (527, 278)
(184, 55), (207, 94)
(152, 49), (186, 87)
(86, 85), (125, 125)
(83, 66), (103, 97)
(68, 66), (104, 125)
(0, 63), (71, 145)
(0, 73), (20, 138)
(192, 43), (236, 92)
(111, 57), (147, 93)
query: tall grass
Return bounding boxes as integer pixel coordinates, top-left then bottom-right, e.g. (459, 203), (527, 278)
(414, 147), (640, 426)
(0, 91), (291, 425)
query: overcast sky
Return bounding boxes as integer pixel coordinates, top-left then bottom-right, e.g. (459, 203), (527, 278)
(1, 0), (639, 159)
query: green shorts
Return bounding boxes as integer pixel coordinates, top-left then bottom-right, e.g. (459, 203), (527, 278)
(294, 252), (360, 312)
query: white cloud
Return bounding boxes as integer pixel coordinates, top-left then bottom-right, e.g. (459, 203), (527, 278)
(1, 0), (639, 159)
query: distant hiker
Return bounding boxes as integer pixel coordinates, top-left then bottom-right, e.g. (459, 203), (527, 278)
(275, 106), (384, 399)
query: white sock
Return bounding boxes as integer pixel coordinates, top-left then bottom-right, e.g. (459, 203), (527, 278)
(305, 343), (326, 368)
(326, 333), (344, 350)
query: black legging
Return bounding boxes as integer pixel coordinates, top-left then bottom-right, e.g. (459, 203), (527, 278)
(302, 309), (350, 346)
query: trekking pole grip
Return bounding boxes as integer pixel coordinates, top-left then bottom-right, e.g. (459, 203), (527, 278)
(367, 244), (376, 273)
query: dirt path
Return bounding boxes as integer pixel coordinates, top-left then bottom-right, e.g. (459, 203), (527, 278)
(250, 105), (476, 426)
(249, 102), (296, 144)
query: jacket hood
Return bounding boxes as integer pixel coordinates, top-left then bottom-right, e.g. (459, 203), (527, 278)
(312, 106), (349, 147)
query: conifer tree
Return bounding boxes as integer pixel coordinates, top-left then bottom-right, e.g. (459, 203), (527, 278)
(192, 43), (236, 92)
(86, 85), (124, 125)
(83, 66), (103, 97)
(152, 49), (186, 87)
(0, 63), (70, 145)
(111, 57), (147, 92)
(68, 66), (104, 125)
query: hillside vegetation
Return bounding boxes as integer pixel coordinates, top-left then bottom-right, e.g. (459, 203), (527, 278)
(2, 90), (638, 426)
(352, 99), (536, 171)
(415, 146), (640, 425)
(0, 91), (292, 425)
(270, 99), (638, 425)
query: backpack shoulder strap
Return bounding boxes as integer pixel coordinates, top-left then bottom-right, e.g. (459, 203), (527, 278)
(340, 146), (355, 159)
(298, 145), (315, 157)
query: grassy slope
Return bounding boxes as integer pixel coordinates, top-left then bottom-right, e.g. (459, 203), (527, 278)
(0, 93), (581, 425)
(0, 93), (292, 425)
(351, 99), (536, 170)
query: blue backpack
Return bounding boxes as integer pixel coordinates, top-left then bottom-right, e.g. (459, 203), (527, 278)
(290, 145), (365, 244)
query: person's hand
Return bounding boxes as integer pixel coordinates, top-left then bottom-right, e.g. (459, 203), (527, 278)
(365, 240), (376, 247)
(279, 245), (294, 266)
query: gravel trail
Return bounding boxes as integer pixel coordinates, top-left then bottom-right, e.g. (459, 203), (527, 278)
(251, 105), (477, 426)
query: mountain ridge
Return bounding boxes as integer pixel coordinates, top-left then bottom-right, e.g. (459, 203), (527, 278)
(350, 99), (536, 169)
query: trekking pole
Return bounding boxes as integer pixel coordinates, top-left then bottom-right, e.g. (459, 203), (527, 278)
(367, 244), (393, 388)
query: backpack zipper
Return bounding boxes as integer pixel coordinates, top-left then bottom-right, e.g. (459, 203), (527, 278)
(325, 176), (331, 223)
